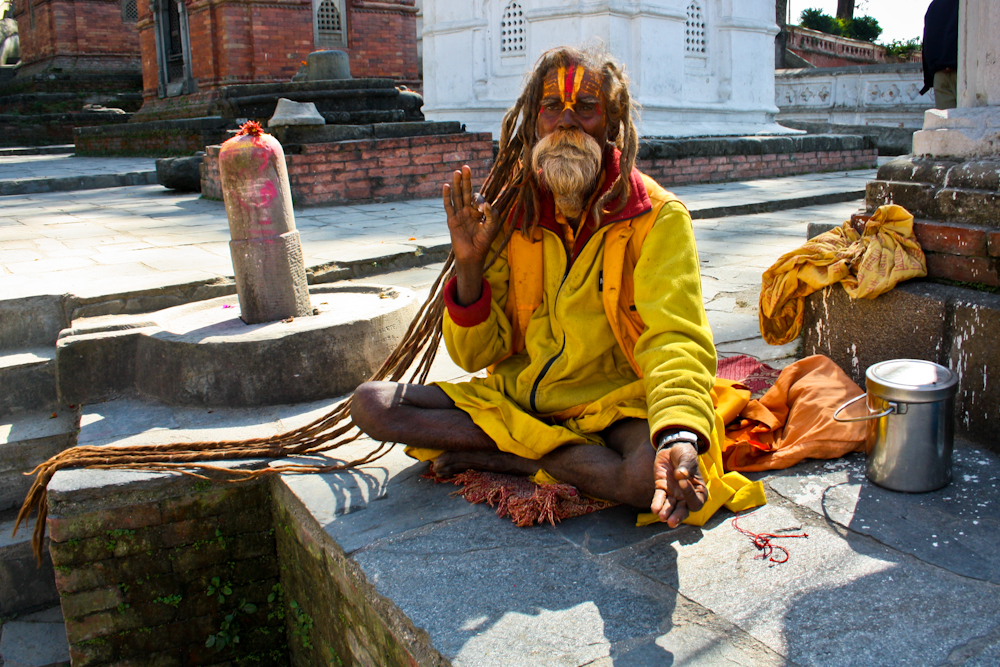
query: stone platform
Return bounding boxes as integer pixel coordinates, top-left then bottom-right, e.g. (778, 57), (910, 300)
(635, 133), (877, 188)
(803, 153), (1000, 452)
(35, 347), (1000, 666)
(78, 78), (426, 157)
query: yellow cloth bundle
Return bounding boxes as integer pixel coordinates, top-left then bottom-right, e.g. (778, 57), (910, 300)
(758, 204), (927, 346)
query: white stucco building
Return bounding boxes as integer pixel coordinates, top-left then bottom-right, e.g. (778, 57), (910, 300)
(420, 0), (791, 138)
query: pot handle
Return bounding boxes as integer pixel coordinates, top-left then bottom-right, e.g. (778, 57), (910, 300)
(832, 393), (897, 422)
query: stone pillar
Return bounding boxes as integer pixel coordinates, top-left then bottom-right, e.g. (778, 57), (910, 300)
(912, 0), (1000, 158)
(219, 123), (312, 325)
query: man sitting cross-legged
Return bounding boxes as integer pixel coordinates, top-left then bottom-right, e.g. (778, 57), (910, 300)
(353, 46), (721, 527)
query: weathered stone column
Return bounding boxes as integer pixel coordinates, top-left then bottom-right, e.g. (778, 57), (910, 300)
(912, 0), (1000, 158)
(218, 122), (312, 325)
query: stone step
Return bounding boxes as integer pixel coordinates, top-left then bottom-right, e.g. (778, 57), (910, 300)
(0, 295), (69, 351)
(0, 348), (58, 415)
(0, 512), (60, 618)
(0, 409), (79, 513)
(0, 607), (70, 667)
(0, 170), (158, 197)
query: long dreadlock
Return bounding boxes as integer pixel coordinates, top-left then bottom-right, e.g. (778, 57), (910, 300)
(14, 45), (641, 562)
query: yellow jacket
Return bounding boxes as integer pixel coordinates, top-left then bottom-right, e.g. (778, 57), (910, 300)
(442, 156), (717, 446)
(432, 152), (767, 525)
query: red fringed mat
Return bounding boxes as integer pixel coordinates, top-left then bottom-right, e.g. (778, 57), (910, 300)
(717, 354), (782, 399)
(428, 354), (782, 527)
(424, 470), (616, 526)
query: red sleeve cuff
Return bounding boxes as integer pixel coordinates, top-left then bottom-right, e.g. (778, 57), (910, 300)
(443, 276), (493, 327)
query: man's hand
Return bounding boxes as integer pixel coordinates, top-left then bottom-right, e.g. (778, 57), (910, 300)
(650, 441), (708, 527)
(442, 166), (501, 305)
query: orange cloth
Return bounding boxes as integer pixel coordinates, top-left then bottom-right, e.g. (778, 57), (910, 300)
(759, 204), (927, 345)
(722, 355), (868, 472)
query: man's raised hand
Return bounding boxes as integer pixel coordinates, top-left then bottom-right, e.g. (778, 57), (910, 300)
(650, 442), (708, 528)
(443, 167), (501, 305)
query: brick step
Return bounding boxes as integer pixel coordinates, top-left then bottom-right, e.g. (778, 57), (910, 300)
(0, 511), (60, 617)
(808, 214), (1000, 287)
(0, 408), (79, 513)
(0, 348), (59, 415)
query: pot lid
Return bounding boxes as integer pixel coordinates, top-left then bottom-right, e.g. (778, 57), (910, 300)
(866, 359), (958, 403)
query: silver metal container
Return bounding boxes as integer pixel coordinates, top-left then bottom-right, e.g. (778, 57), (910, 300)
(833, 359), (958, 492)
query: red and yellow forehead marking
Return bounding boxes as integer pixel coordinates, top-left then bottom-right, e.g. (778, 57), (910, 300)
(542, 65), (602, 111)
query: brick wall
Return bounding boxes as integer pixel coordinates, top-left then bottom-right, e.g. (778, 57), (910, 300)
(48, 478), (287, 666)
(202, 131), (494, 205)
(13, 0), (141, 74)
(345, 2), (420, 81)
(636, 148), (877, 187)
(75, 127), (229, 157)
(850, 212), (1000, 288)
(135, 0), (417, 107)
(46, 471), (449, 667)
(137, 0), (313, 102)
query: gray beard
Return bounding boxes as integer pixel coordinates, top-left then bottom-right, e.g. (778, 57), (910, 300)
(532, 133), (602, 220)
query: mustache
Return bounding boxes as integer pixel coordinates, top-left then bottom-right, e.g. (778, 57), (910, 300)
(533, 129), (602, 161)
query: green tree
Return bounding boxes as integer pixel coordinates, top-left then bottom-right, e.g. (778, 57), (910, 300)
(846, 15), (882, 42)
(800, 8), (840, 35)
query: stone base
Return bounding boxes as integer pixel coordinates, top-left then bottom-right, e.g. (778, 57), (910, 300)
(73, 116), (235, 157)
(778, 120), (916, 155)
(635, 133), (877, 186)
(802, 280), (1000, 451)
(55, 285), (420, 407)
(912, 107), (1000, 158)
(132, 78), (422, 124)
(201, 129), (493, 206)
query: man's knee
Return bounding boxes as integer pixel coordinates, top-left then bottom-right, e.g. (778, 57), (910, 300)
(351, 381), (395, 436)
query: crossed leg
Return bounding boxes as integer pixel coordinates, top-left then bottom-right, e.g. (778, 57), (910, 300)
(351, 381), (656, 509)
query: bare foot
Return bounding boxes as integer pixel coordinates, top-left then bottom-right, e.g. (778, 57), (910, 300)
(432, 450), (541, 478)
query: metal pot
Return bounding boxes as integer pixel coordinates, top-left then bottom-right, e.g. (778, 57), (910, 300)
(833, 359), (958, 493)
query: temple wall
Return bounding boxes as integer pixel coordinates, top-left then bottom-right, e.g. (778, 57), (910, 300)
(346, 2), (419, 82)
(13, 0), (140, 74)
(422, 0), (787, 138)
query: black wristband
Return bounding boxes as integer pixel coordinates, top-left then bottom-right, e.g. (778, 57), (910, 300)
(655, 430), (700, 453)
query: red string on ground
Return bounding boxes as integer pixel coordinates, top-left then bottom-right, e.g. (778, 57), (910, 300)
(731, 512), (808, 564)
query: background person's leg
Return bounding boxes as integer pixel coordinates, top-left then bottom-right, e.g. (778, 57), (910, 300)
(934, 69), (957, 109)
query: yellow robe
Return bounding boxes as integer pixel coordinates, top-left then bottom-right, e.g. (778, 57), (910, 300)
(410, 163), (766, 525)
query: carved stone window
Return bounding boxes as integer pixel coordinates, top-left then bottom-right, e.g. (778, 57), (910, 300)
(121, 0), (138, 23)
(685, 1), (706, 56)
(316, 0), (346, 49)
(500, 1), (524, 55)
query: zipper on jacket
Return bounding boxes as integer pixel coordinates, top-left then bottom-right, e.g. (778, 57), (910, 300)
(528, 238), (572, 413)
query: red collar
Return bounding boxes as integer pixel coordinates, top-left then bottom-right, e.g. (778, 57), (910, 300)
(529, 147), (651, 259)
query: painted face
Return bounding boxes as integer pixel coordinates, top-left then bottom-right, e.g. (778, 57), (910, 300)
(537, 64), (607, 146)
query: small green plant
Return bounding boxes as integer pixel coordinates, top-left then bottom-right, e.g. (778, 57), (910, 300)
(66, 538), (80, 547)
(289, 600), (314, 650)
(194, 480), (211, 492)
(207, 577), (233, 604)
(118, 583), (130, 594)
(116, 602), (130, 613)
(105, 529), (136, 552)
(153, 594), (183, 607)
(205, 599), (257, 652)
(267, 583), (285, 621)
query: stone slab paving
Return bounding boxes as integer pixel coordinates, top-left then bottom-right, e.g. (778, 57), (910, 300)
(0, 607), (70, 667)
(32, 241), (1000, 666)
(0, 169), (876, 303)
